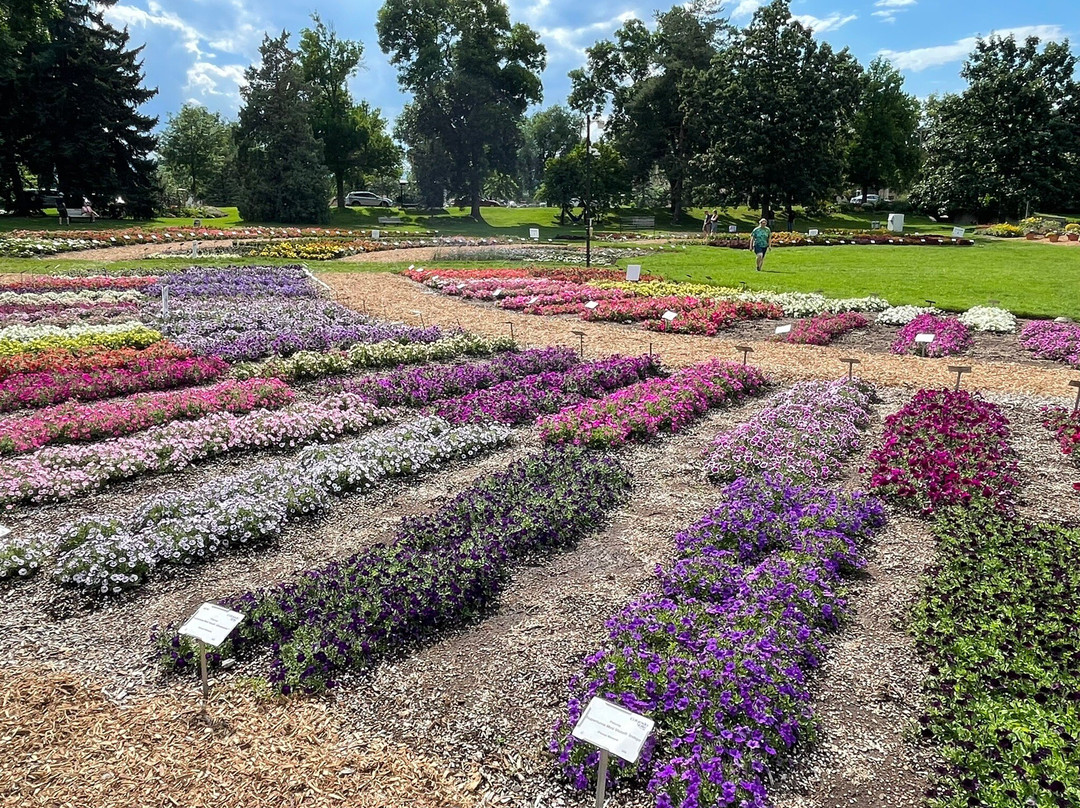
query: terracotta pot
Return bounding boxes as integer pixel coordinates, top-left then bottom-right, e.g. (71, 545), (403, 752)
(1048, 234), (1060, 242)
(1068, 233), (1079, 241)
(1025, 232), (1038, 240)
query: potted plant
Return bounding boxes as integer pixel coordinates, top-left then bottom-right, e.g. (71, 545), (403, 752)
(1066, 223), (1080, 242)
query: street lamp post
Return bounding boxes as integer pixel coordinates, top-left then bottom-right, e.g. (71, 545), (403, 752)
(585, 114), (592, 269)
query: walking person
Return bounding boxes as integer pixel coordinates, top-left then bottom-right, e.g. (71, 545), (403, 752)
(702, 211), (714, 238)
(750, 217), (771, 271)
(55, 192), (68, 225)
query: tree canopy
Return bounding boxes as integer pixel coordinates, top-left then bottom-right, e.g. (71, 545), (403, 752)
(158, 104), (233, 204)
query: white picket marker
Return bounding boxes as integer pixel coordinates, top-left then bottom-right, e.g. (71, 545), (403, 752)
(662, 310), (678, 321)
(572, 697), (655, 808)
(775, 324), (793, 335)
(625, 264), (642, 282)
(178, 602), (245, 711)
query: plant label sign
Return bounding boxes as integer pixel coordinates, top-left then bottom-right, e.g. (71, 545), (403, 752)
(371, 229), (380, 239)
(808, 229), (819, 236)
(914, 333), (936, 344)
(529, 228), (540, 240)
(0, 525), (9, 539)
(626, 264), (642, 282)
(179, 602), (245, 648)
(952, 227), (965, 238)
(662, 310), (678, 321)
(572, 697), (655, 764)
(584, 301), (599, 310)
(775, 324), (792, 335)
(728, 225), (737, 233)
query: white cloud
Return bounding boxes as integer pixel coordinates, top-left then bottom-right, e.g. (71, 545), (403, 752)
(794, 13), (858, 33)
(874, 0), (916, 7)
(873, 11), (897, 23)
(732, 0), (766, 18)
(880, 24), (1068, 71)
(104, 0), (204, 57)
(186, 61), (246, 104)
(538, 11), (638, 57)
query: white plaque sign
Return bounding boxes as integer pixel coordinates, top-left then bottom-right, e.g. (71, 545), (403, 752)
(775, 324), (793, 335)
(371, 229), (380, 239)
(529, 227), (540, 240)
(951, 227), (965, 238)
(728, 225), (737, 233)
(0, 525), (10, 539)
(914, 333), (936, 344)
(584, 301), (599, 310)
(178, 602), (245, 648)
(571, 697), (655, 764)
(626, 264), (642, 282)
(662, 310), (678, 322)
(808, 229), (819, 236)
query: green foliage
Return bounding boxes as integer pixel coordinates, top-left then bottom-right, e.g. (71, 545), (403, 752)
(518, 106), (582, 199)
(538, 142), (630, 223)
(913, 506), (1080, 807)
(377, 0), (546, 218)
(158, 104), (234, 204)
(691, 0), (861, 218)
(911, 34), (1080, 220)
(235, 33), (330, 225)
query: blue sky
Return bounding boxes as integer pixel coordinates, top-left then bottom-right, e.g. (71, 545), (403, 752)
(104, 0), (1079, 133)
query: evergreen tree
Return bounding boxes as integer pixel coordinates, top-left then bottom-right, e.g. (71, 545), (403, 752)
(235, 32), (329, 224)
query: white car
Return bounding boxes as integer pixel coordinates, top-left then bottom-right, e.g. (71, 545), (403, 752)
(345, 190), (392, 207)
(849, 193), (880, 205)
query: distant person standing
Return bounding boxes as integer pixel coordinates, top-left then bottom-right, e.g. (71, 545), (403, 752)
(702, 211), (711, 237)
(55, 192), (68, 224)
(750, 217), (771, 271)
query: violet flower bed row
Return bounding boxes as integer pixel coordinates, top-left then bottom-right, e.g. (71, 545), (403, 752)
(145, 265), (318, 299)
(867, 389), (1020, 514)
(0, 301), (141, 326)
(0, 377), (292, 455)
(155, 447), (631, 694)
(0, 394), (389, 514)
(705, 379), (875, 483)
(158, 296), (441, 361)
(231, 333), (516, 382)
(552, 476), (887, 808)
(539, 360), (768, 449)
(3, 417), (512, 594)
(325, 347), (579, 407)
(1020, 320), (1080, 367)
(0, 354), (228, 413)
(891, 313), (971, 357)
(433, 355), (663, 425)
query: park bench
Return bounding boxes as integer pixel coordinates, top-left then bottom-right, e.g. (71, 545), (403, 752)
(621, 214), (655, 232)
(64, 208), (95, 222)
(377, 216), (403, 226)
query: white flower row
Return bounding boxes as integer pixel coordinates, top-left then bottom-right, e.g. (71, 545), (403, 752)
(37, 417), (511, 595)
(734, 291), (891, 318)
(0, 320), (147, 342)
(0, 289), (145, 306)
(0, 394), (388, 514)
(875, 305), (942, 326)
(957, 305), (1018, 333)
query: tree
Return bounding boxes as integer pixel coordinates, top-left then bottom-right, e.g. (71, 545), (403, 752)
(299, 15), (364, 211)
(911, 34), (1080, 220)
(538, 141), (630, 224)
(845, 57), (921, 204)
(158, 104), (232, 203)
(0, 0), (158, 216)
(518, 106), (582, 199)
(570, 2), (727, 223)
(235, 32), (329, 224)
(377, 0), (546, 220)
(343, 101), (401, 195)
(690, 0), (861, 222)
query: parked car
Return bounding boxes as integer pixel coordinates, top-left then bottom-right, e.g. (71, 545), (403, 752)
(345, 190), (392, 207)
(849, 193), (880, 205)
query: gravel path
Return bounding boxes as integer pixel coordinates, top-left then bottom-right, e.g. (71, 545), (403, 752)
(321, 271), (1080, 400)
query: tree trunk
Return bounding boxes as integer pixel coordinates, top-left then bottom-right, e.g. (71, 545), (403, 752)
(470, 166), (482, 221)
(670, 176), (683, 226)
(862, 183), (870, 206)
(559, 206), (566, 226)
(336, 172), (346, 211)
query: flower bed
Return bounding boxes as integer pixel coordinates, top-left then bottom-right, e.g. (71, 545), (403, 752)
(327, 347), (578, 407)
(705, 379), (874, 483)
(876, 304), (941, 326)
(957, 305), (1017, 333)
(0, 395), (389, 514)
(539, 360), (767, 448)
(867, 389), (1020, 514)
(0, 325), (162, 357)
(434, 355), (662, 424)
(773, 311), (868, 345)
(1042, 408), (1080, 469)
(1019, 320), (1080, 367)
(0, 341), (191, 382)
(160, 297), (441, 361)
(26, 417), (512, 595)
(0, 320), (150, 343)
(640, 300), (783, 336)
(0, 302), (142, 327)
(0, 355), (227, 413)
(891, 313), (971, 357)
(0, 289), (145, 306)
(0, 377), (292, 455)
(230, 333), (515, 382)
(551, 476), (886, 807)
(403, 266), (647, 285)
(155, 447), (630, 693)
(1, 275), (158, 292)
(145, 265), (318, 299)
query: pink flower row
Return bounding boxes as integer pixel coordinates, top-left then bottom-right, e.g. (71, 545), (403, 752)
(0, 378), (293, 455)
(891, 313), (971, 357)
(538, 360), (768, 448)
(639, 300), (783, 336)
(1, 275), (158, 293)
(0, 355), (228, 413)
(774, 312), (869, 346)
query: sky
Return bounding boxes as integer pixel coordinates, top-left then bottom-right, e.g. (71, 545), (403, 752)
(102, 0), (1080, 134)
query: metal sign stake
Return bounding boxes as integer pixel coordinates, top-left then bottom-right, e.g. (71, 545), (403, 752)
(594, 749), (610, 808)
(840, 358), (860, 379)
(161, 286), (170, 319)
(199, 640), (210, 713)
(572, 330), (586, 357)
(1069, 380), (1080, 414)
(949, 365), (972, 391)
(735, 345), (753, 365)
(503, 321), (515, 342)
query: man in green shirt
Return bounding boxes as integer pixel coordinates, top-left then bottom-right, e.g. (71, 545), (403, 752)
(750, 218), (771, 271)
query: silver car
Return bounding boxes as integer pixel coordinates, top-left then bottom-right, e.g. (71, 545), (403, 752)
(345, 190), (392, 207)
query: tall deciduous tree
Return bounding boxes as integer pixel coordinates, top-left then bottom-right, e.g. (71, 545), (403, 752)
(518, 106), (582, 199)
(845, 57), (921, 204)
(538, 142), (630, 225)
(158, 104), (232, 203)
(911, 34), (1080, 220)
(377, 0), (546, 220)
(570, 2), (727, 223)
(691, 0), (861, 221)
(235, 32), (329, 224)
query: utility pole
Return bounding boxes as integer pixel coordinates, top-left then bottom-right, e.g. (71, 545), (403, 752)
(586, 113), (592, 268)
